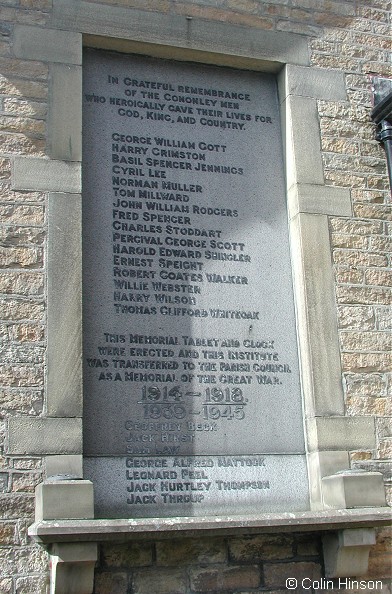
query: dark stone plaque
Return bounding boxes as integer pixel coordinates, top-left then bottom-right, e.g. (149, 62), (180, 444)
(82, 49), (309, 517)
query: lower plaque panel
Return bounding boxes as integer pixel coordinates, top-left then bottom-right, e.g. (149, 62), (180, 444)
(84, 455), (309, 518)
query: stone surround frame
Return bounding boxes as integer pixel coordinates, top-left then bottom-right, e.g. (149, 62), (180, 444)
(7, 1), (388, 588)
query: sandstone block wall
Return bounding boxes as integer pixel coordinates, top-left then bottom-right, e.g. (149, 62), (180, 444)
(94, 533), (324, 594)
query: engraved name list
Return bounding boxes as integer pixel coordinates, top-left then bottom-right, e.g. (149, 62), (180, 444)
(82, 49), (309, 518)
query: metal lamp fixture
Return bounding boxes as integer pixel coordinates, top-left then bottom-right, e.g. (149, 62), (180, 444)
(370, 78), (392, 193)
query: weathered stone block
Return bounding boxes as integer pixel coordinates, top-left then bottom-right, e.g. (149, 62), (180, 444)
(0, 203), (44, 225)
(0, 77), (47, 100)
(3, 97), (47, 118)
(371, 235), (392, 252)
(0, 157), (11, 179)
(190, 565), (261, 592)
(0, 472), (8, 492)
(334, 249), (387, 267)
(322, 529), (376, 578)
(0, 56), (48, 79)
(35, 480), (94, 521)
(45, 455), (83, 479)
(340, 331), (392, 352)
(0, 245), (42, 267)
(132, 568), (187, 594)
(264, 561), (321, 588)
(342, 352), (392, 373)
(229, 534), (293, 561)
(11, 471), (42, 493)
(366, 269), (392, 287)
(47, 193), (82, 417)
(0, 578), (12, 593)
(48, 64), (82, 160)
(283, 96), (324, 188)
(350, 451), (373, 462)
(0, 270), (44, 296)
(338, 306), (375, 330)
(14, 576), (49, 593)
(12, 157), (81, 192)
(335, 268), (364, 284)
(0, 226), (45, 246)
(0, 493), (34, 519)
(0, 114), (45, 134)
(330, 219), (383, 235)
(0, 388), (42, 415)
(280, 64), (346, 101)
(345, 373), (386, 397)
(13, 458), (41, 470)
(375, 306), (392, 330)
(354, 203), (392, 221)
(0, 521), (17, 545)
(94, 572), (129, 594)
(7, 417), (82, 455)
(368, 526), (392, 579)
(0, 187), (46, 204)
(295, 533), (322, 557)
(307, 417), (376, 451)
(378, 438), (392, 460)
(101, 542), (153, 568)
(331, 232), (369, 249)
(287, 183), (351, 218)
(13, 25), (82, 64)
(0, 364), (43, 387)
(290, 213), (344, 416)
(346, 396), (392, 417)
(322, 472), (387, 509)
(337, 286), (392, 306)
(156, 537), (226, 566)
(49, 543), (97, 594)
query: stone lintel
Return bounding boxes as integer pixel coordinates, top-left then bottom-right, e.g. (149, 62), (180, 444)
(84, 34), (294, 73)
(52, 0), (309, 69)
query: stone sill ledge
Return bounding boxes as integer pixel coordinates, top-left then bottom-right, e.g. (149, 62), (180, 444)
(29, 507), (391, 544)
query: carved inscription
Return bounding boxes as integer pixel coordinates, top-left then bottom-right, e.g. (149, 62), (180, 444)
(125, 456), (269, 506)
(83, 50), (308, 516)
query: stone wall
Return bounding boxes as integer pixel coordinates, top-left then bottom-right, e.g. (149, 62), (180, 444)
(0, 0), (390, 592)
(94, 529), (392, 593)
(95, 533), (324, 593)
(0, 2), (49, 592)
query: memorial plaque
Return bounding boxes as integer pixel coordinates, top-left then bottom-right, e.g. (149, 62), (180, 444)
(82, 49), (309, 518)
